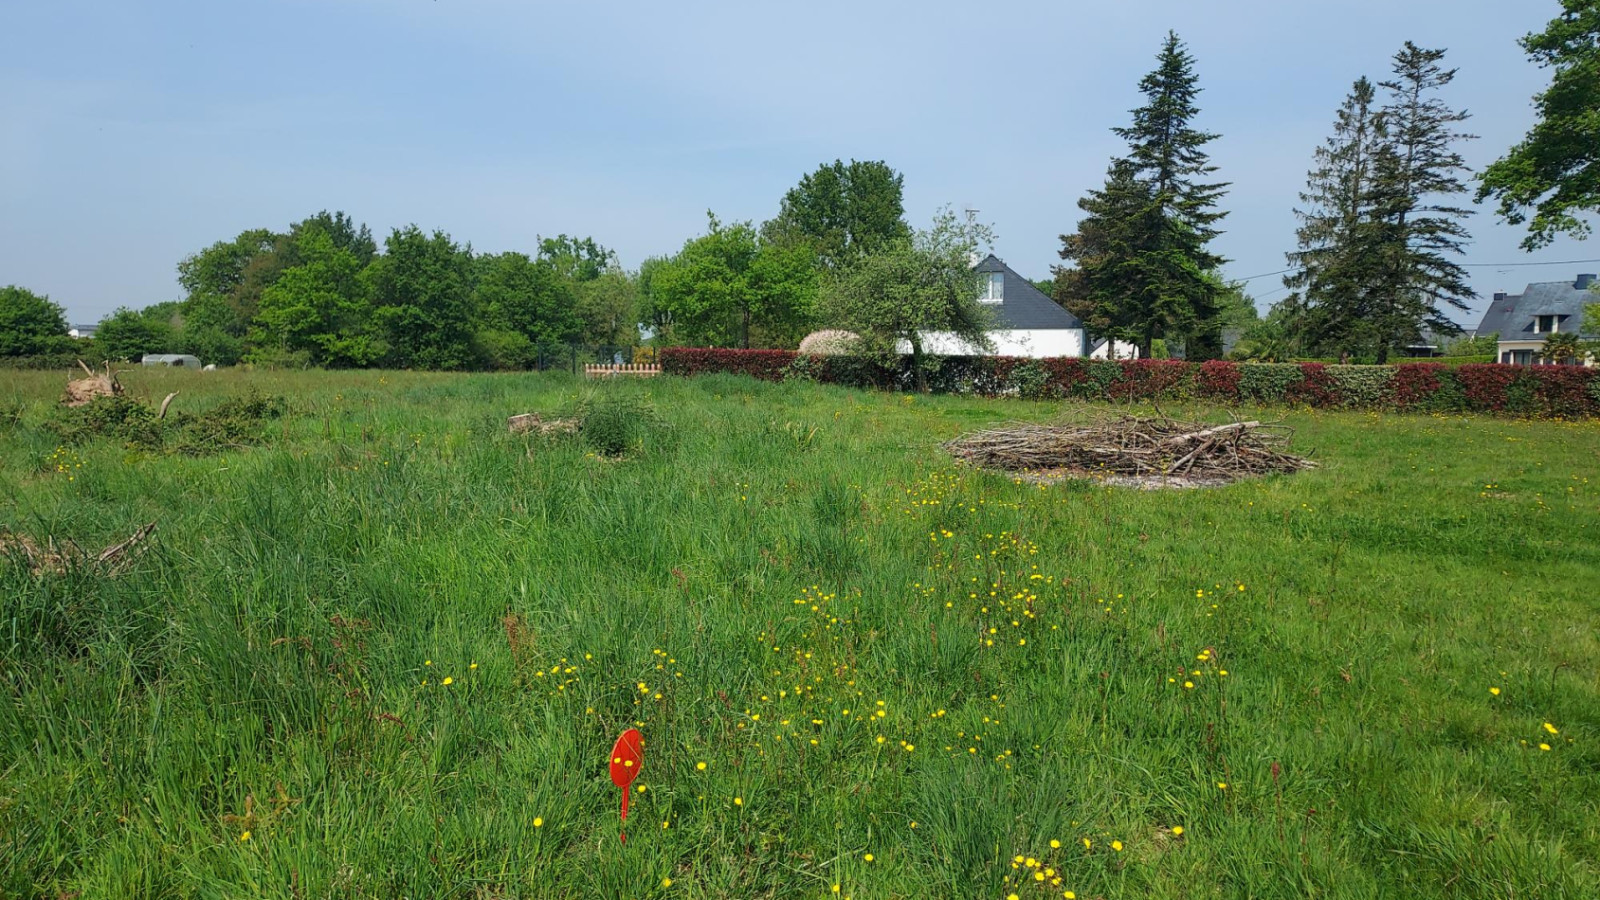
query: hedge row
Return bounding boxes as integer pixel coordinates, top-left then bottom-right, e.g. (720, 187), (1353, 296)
(659, 348), (1600, 417)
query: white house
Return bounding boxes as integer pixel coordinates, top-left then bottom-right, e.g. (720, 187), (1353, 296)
(1476, 273), (1598, 365)
(912, 255), (1138, 359)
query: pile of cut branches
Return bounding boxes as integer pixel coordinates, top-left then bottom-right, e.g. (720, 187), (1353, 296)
(944, 413), (1314, 484)
(1, 522), (156, 576)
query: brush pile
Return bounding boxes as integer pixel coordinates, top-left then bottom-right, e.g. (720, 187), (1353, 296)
(1, 522), (156, 576)
(944, 414), (1314, 486)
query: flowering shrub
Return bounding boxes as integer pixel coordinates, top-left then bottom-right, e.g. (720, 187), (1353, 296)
(659, 348), (1599, 417)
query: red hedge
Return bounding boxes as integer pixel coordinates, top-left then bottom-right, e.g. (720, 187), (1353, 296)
(658, 348), (1598, 418)
(1392, 363), (1446, 409)
(660, 348), (796, 381)
(1197, 360), (1242, 400)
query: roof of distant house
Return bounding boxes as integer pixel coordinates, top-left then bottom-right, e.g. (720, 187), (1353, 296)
(1476, 274), (1598, 339)
(974, 255), (1083, 330)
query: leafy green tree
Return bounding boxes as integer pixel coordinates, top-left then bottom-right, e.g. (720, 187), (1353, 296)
(474, 252), (579, 347)
(820, 207), (996, 391)
(0, 286), (72, 357)
(290, 211), (377, 268)
(179, 293), (245, 366)
(364, 226), (476, 369)
(1368, 42), (1476, 363)
(255, 230), (380, 367)
(96, 307), (172, 361)
(574, 267), (640, 347)
(1282, 78), (1390, 358)
(763, 160), (911, 270)
(1478, 1), (1600, 249)
(1055, 32), (1229, 359)
(649, 214), (816, 348)
(538, 235), (614, 283)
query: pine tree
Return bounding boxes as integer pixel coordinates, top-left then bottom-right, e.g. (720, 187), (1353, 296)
(1283, 77), (1389, 357)
(1369, 42), (1476, 363)
(1055, 32), (1229, 359)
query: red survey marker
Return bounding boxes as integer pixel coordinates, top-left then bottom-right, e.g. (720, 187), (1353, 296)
(609, 728), (644, 842)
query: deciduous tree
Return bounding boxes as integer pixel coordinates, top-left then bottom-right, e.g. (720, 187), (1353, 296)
(1478, 1), (1600, 249)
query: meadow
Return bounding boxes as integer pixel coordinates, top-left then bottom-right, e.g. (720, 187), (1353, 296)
(1, 367), (1597, 899)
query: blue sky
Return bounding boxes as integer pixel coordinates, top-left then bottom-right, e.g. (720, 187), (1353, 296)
(3, 0), (1595, 326)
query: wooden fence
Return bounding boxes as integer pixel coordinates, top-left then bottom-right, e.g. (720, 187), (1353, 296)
(583, 363), (661, 378)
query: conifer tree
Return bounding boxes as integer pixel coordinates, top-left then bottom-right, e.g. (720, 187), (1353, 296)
(1055, 32), (1229, 359)
(1369, 42), (1476, 363)
(1282, 78), (1388, 356)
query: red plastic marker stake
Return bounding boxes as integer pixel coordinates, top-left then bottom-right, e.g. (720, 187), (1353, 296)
(609, 728), (644, 843)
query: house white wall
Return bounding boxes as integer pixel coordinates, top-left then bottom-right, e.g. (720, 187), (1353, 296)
(906, 329), (1086, 359)
(1090, 339), (1140, 360)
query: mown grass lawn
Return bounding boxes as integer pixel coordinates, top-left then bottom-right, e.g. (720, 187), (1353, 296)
(2, 368), (1597, 899)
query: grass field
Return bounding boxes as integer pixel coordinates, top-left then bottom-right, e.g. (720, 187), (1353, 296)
(2, 368), (1597, 899)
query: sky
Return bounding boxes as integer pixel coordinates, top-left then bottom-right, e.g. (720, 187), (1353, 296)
(3, 0), (1596, 327)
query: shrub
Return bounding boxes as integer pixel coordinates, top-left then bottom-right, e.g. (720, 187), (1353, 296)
(1237, 364), (1304, 403)
(1392, 364), (1446, 410)
(1287, 363), (1339, 407)
(1456, 365), (1520, 413)
(1327, 366), (1393, 408)
(660, 348), (795, 381)
(1010, 360), (1050, 399)
(577, 393), (663, 456)
(1112, 359), (1192, 401)
(1197, 360), (1242, 401)
(658, 348), (1599, 417)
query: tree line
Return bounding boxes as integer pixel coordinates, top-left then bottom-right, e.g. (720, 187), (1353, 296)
(5, 2), (1599, 369)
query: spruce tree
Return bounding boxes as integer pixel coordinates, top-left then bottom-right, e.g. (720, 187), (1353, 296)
(1283, 77), (1388, 357)
(1370, 42), (1476, 363)
(1055, 32), (1229, 359)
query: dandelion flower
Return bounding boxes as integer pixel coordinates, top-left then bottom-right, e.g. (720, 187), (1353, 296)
(734, 797), (743, 806)
(1217, 782), (1228, 790)
(696, 762), (707, 771)
(533, 817), (543, 827)
(1009, 895), (1020, 900)
(832, 885), (841, 894)
(863, 853), (874, 862)
(1049, 839), (1061, 849)
(239, 830), (251, 842)
(1082, 838), (1091, 849)
(662, 877), (673, 887)
(1111, 840), (1123, 852)
(1544, 722), (1559, 735)
(441, 677), (453, 686)
(1489, 687), (1500, 696)
(1171, 826), (1184, 836)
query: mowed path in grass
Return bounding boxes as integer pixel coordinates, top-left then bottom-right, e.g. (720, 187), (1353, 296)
(2, 368), (1597, 899)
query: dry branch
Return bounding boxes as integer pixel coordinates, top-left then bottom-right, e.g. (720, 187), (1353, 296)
(944, 413), (1313, 484)
(1, 521), (157, 576)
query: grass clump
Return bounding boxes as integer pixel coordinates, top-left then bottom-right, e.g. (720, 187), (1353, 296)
(42, 389), (286, 454)
(576, 390), (666, 456)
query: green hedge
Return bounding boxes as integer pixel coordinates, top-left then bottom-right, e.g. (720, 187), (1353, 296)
(659, 349), (1600, 418)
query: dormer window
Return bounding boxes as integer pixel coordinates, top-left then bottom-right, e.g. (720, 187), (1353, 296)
(1535, 314), (1558, 334)
(979, 272), (1004, 303)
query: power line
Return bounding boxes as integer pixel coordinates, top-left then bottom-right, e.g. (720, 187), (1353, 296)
(1462, 257), (1600, 268)
(1232, 257), (1600, 283)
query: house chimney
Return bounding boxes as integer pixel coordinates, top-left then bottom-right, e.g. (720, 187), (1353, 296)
(1575, 274), (1596, 290)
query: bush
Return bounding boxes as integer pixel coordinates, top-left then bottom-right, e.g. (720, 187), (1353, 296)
(1392, 364), (1446, 410)
(576, 392), (666, 457)
(1327, 366), (1393, 408)
(1197, 360), (1242, 401)
(1237, 363), (1304, 403)
(44, 390), (287, 454)
(660, 348), (796, 381)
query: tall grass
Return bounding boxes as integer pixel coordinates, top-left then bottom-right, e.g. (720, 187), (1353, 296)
(1, 366), (1597, 898)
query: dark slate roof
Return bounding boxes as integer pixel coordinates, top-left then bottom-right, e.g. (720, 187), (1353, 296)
(1475, 274), (1599, 339)
(974, 255), (1083, 330)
